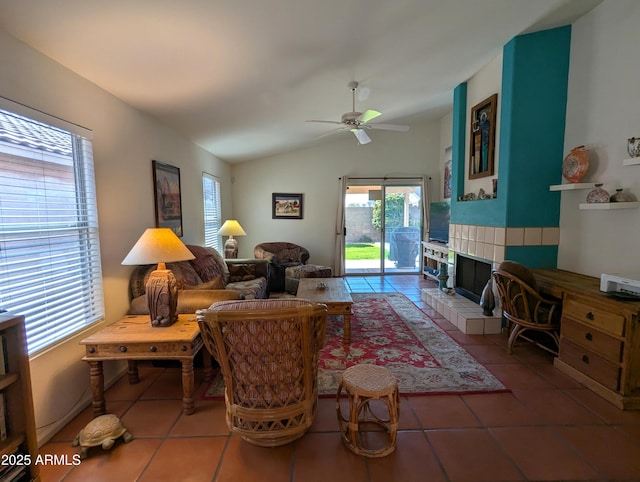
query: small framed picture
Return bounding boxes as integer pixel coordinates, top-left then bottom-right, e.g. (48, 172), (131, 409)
(272, 193), (303, 219)
(444, 146), (452, 199)
(152, 160), (183, 236)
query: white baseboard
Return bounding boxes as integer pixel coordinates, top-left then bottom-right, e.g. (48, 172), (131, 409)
(36, 365), (128, 447)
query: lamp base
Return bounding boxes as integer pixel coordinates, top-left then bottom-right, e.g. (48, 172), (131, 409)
(224, 237), (239, 259)
(146, 269), (179, 327)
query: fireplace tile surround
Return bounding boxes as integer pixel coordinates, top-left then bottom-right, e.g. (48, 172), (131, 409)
(421, 288), (502, 335)
(448, 223), (560, 264)
(420, 223), (559, 335)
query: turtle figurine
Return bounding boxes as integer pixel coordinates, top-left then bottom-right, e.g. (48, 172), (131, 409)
(72, 414), (133, 459)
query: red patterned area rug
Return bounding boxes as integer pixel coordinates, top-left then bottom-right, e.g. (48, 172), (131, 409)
(202, 293), (507, 399)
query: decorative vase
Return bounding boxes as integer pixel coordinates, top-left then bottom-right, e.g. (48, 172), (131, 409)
(479, 278), (495, 316)
(610, 188), (627, 202)
(586, 183), (610, 203)
(437, 262), (449, 291)
(628, 137), (640, 158)
(562, 145), (589, 183)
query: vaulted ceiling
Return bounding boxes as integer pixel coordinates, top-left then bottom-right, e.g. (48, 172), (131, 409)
(0, 0), (601, 163)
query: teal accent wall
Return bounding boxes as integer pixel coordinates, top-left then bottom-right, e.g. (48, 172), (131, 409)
(450, 26), (572, 268)
(451, 83), (466, 205)
(501, 26), (570, 227)
(505, 245), (559, 268)
(451, 83), (507, 227)
(451, 82), (504, 226)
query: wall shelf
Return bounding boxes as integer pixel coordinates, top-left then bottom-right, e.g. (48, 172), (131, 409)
(622, 157), (640, 166)
(421, 241), (450, 283)
(549, 182), (595, 191)
(578, 202), (639, 210)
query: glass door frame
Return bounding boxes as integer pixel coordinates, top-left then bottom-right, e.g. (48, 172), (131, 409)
(342, 177), (425, 275)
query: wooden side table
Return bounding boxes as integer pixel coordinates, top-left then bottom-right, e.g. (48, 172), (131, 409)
(80, 314), (212, 416)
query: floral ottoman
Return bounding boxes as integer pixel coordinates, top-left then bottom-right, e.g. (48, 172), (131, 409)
(285, 264), (333, 294)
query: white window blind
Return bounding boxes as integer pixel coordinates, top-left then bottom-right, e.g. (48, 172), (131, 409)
(202, 172), (222, 252)
(0, 106), (104, 354)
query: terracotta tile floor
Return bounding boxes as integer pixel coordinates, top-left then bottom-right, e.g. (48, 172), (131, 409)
(39, 275), (640, 481)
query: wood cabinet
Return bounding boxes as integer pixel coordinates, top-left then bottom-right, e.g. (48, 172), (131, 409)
(0, 313), (40, 481)
(534, 270), (640, 410)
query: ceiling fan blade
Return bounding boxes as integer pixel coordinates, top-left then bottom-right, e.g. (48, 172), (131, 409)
(351, 128), (371, 145)
(367, 123), (410, 132)
(358, 110), (382, 124)
(312, 127), (347, 141)
(306, 119), (343, 125)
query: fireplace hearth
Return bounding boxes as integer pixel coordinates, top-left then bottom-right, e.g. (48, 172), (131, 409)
(455, 254), (492, 304)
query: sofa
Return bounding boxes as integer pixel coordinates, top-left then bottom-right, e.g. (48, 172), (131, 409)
(128, 245), (270, 315)
(253, 242), (310, 292)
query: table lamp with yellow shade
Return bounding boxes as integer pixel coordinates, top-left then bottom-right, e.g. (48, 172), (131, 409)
(122, 228), (195, 327)
(218, 219), (246, 258)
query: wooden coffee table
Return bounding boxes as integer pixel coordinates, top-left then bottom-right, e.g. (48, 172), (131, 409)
(80, 314), (212, 416)
(297, 277), (353, 343)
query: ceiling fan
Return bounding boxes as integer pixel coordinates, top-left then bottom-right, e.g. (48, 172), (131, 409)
(306, 81), (409, 145)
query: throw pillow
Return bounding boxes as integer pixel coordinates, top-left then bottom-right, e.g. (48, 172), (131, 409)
(187, 245), (229, 284)
(228, 263), (256, 283)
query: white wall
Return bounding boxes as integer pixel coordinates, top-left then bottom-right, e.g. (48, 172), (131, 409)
(559, 0), (640, 276)
(0, 30), (232, 443)
(230, 117), (442, 267)
(439, 110), (454, 202)
(464, 53), (502, 198)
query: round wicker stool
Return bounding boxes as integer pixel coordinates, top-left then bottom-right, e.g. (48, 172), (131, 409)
(336, 364), (399, 457)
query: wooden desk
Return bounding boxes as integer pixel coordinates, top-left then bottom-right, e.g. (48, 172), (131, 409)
(533, 269), (640, 409)
(297, 278), (353, 343)
(80, 314), (212, 416)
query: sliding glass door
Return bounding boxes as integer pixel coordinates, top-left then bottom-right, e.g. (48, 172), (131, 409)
(343, 179), (423, 274)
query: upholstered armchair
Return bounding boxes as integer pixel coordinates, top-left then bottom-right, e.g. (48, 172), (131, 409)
(254, 242), (310, 292)
(197, 299), (327, 447)
(492, 261), (561, 355)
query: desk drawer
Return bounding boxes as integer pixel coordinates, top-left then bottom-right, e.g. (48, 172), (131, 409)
(559, 339), (620, 391)
(561, 318), (623, 363)
(85, 337), (202, 358)
(563, 297), (625, 337)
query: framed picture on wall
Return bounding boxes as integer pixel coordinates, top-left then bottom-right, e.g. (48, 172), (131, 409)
(272, 193), (303, 219)
(468, 93), (497, 180)
(152, 160), (183, 236)
(444, 146), (452, 199)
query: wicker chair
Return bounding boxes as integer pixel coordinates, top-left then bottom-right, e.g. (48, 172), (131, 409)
(492, 262), (561, 355)
(196, 299), (327, 447)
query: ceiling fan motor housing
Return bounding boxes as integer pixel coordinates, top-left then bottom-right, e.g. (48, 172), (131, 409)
(341, 112), (362, 124)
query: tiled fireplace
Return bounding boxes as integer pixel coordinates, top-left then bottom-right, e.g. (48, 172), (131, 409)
(421, 222), (560, 335)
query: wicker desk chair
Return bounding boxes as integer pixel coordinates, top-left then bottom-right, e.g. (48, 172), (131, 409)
(492, 261), (561, 355)
(196, 299), (327, 447)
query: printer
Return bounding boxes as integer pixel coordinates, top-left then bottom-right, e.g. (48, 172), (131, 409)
(600, 273), (640, 299)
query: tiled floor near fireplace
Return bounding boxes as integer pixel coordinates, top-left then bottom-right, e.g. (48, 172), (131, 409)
(39, 275), (640, 481)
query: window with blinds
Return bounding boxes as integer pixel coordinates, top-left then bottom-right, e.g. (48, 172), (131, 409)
(202, 172), (222, 252)
(0, 105), (104, 354)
